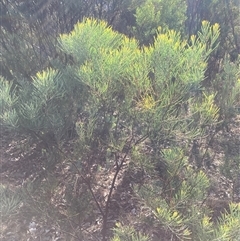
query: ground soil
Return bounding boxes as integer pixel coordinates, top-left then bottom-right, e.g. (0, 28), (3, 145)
(0, 115), (240, 240)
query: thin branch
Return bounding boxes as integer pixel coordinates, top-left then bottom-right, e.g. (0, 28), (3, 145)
(67, 159), (105, 217)
(101, 137), (134, 241)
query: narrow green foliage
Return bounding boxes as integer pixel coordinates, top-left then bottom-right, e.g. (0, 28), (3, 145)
(131, 0), (187, 45)
(191, 92), (220, 128)
(213, 203), (240, 240)
(0, 1), (239, 240)
(132, 0), (161, 45)
(111, 223), (150, 241)
(0, 77), (19, 130)
(154, 205), (192, 240)
(1, 17), (238, 241)
(198, 21), (220, 56)
(214, 56), (240, 125)
(0, 185), (22, 220)
(59, 18), (123, 64)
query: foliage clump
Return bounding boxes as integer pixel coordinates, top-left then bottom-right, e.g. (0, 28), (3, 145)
(0, 3), (240, 240)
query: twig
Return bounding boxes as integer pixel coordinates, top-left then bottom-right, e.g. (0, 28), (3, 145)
(67, 159), (105, 217)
